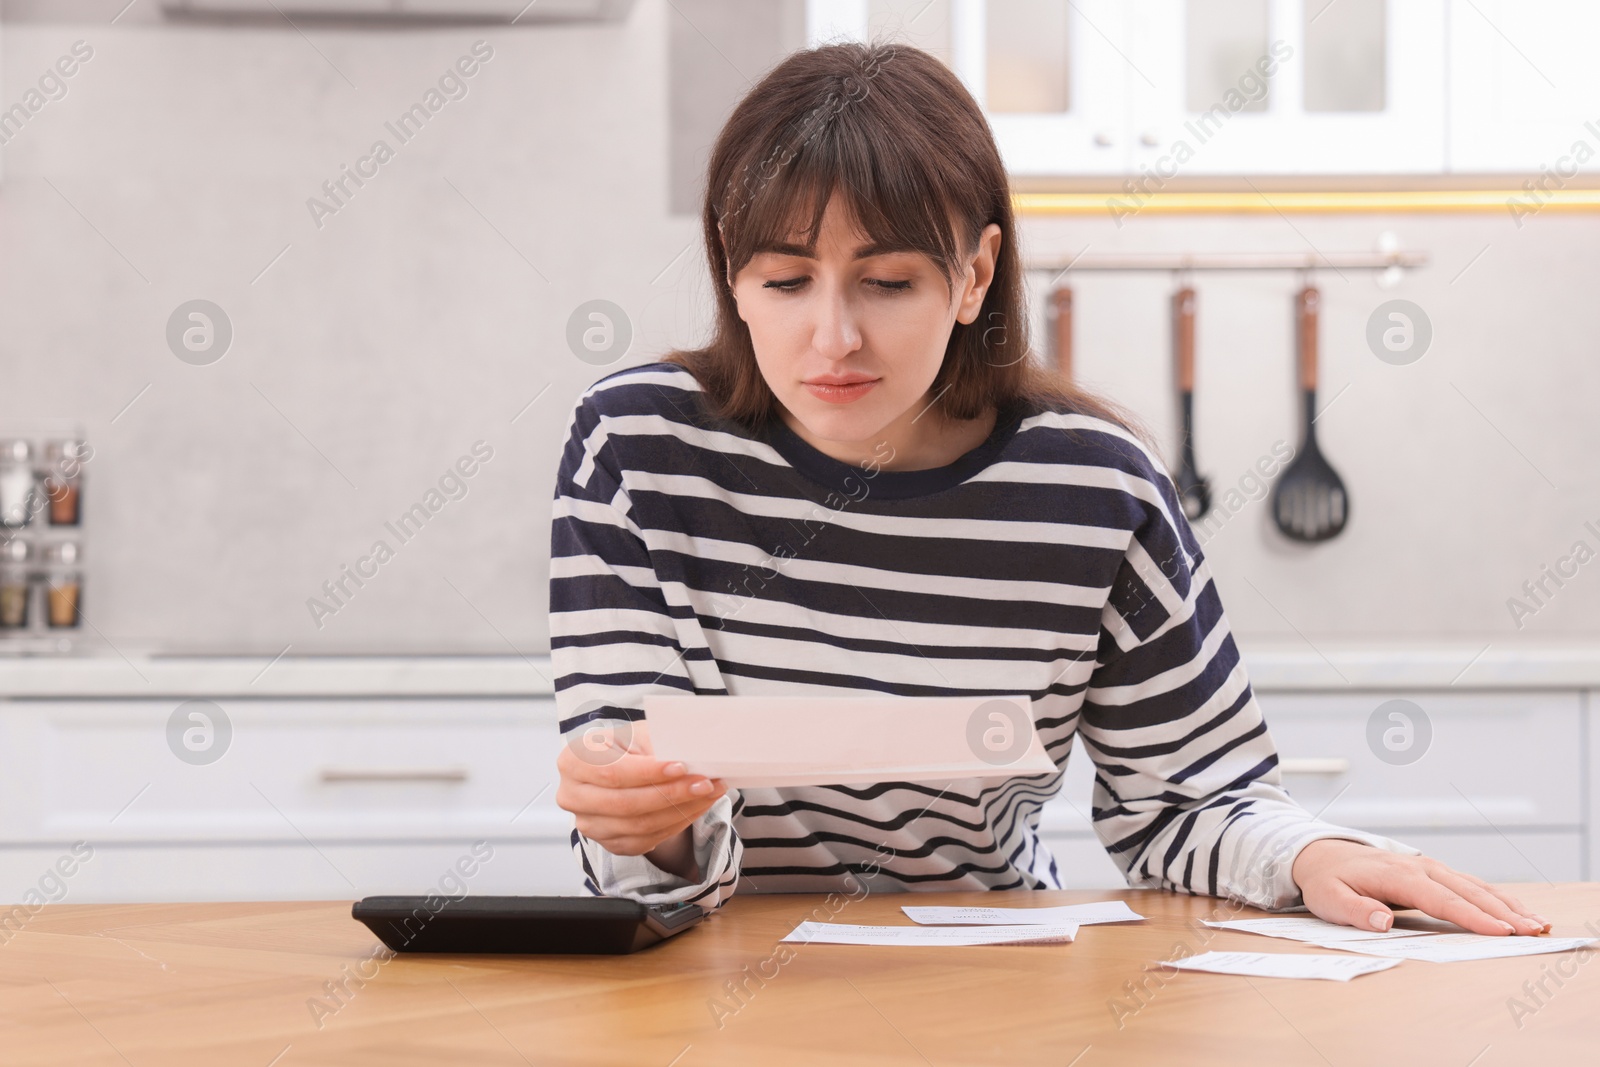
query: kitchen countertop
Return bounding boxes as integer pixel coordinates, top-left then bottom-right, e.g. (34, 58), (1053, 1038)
(8, 885), (1599, 1066)
(0, 652), (556, 698)
(1, 641), (1600, 698)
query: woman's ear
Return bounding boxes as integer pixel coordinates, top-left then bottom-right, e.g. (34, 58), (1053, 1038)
(955, 223), (1003, 325)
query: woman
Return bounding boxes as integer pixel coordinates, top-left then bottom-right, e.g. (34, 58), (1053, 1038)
(550, 41), (1547, 937)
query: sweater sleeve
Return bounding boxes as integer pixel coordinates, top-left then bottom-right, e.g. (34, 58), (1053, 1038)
(548, 391), (742, 910)
(1076, 459), (1421, 912)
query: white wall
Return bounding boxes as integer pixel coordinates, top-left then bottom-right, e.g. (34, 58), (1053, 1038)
(1021, 208), (1600, 642)
(1, 1), (1596, 658)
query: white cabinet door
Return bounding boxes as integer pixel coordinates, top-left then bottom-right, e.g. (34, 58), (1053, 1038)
(812, 0), (1448, 176)
(0, 698), (584, 902)
(1041, 690), (1588, 888)
(1386, 830), (1583, 884)
(808, 0), (1131, 175)
(1259, 690), (1583, 835)
(0, 699), (563, 843)
(0, 840), (587, 904)
(1129, 0), (1446, 176)
(959, 0), (1132, 176)
(1446, 0), (1600, 175)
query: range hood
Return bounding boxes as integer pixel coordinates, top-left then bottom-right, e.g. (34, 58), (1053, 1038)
(161, 0), (636, 23)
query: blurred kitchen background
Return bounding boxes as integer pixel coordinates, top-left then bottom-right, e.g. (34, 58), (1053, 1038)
(2, 0), (1598, 904)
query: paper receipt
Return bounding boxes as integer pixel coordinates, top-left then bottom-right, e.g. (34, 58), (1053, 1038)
(642, 693), (1056, 787)
(781, 921), (1078, 946)
(1313, 934), (1598, 963)
(903, 901), (1144, 926)
(1201, 917), (1440, 942)
(1162, 951), (1402, 981)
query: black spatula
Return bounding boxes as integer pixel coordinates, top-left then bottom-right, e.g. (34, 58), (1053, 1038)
(1172, 286), (1210, 521)
(1272, 286), (1349, 542)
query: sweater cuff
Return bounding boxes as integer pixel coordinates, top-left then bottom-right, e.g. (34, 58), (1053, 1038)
(576, 792), (739, 907)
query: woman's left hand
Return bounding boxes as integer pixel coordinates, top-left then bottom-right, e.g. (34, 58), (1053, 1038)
(1290, 838), (1551, 935)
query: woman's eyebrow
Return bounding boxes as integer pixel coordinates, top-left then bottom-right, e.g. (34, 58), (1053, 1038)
(753, 240), (917, 260)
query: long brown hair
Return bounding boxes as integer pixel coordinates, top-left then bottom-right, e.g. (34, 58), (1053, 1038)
(663, 39), (1139, 439)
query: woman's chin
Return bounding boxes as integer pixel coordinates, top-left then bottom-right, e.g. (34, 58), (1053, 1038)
(786, 407), (885, 448)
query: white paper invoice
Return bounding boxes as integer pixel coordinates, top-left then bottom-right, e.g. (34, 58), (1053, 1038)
(643, 694), (1057, 787)
(781, 921), (1078, 946)
(1163, 951), (1402, 981)
(903, 901), (1145, 926)
(1312, 934), (1598, 962)
(1201, 917), (1442, 942)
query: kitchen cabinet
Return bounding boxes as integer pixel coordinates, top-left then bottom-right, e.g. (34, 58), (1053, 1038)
(1040, 688), (1589, 886)
(1446, 0), (1600, 174)
(0, 662), (1592, 901)
(0, 698), (586, 902)
(1123, 0), (1445, 177)
(1259, 689), (1585, 881)
(809, 0), (1128, 176)
(159, 0), (636, 20)
(810, 0), (1598, 178)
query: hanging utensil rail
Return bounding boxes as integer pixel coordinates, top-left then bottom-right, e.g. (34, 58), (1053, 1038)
(1024, 250), (1427, 273)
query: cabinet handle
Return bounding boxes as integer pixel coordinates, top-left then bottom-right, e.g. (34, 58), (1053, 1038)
(1093, 130), (1115, 147)
(1280, 757), (1350, 775)
(318, 767), (470, 784)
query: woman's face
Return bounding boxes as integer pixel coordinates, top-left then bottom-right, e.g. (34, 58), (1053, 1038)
(727, 194), (1001, 468)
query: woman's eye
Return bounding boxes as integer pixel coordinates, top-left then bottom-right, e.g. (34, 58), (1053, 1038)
(759, 277), (912, 293)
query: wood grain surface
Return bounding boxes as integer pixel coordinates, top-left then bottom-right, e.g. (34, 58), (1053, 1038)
(3, 884), (1597, 1066)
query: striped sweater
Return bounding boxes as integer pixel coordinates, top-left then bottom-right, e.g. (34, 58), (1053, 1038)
(549, 361), (1416, 912)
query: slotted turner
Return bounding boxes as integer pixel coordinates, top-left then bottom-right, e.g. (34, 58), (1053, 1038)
(1172, 286), (1211, 521)
(1272, 286), (1349, 542)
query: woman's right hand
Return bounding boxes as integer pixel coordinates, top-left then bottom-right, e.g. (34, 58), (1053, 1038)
(554, 718), (727, 873)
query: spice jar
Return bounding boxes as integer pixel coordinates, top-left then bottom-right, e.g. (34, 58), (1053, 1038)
(42, 540), (82, 629)
(43, 439), (86, 527)
(0, 538), (30, 630)
(0, 440), (36, 529)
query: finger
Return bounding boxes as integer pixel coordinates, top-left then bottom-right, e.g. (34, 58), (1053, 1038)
(576, 794), (721, 851)
(573, 780), (725, 852)
(576, 796), (714, 841)
(564, 746), (694, 790)
(1307, 877), (1395, 933)
(577, 808), (708, 851)
(1429, 867), (1547, 935)
(646, 776), (729, 818)
(566, 767), (716, 809)
(1387, 873), (1519, 936)
(558, 776), (723, 819)
(1439, 869), (1549, 931)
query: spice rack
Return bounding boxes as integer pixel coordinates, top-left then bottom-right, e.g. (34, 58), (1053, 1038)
(0, 421), (88, 654)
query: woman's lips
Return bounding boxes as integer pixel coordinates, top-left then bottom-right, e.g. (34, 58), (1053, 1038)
(803, 379), (879, 404)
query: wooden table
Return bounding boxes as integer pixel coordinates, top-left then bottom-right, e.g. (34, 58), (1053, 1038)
(4, 884), (1598, 1065)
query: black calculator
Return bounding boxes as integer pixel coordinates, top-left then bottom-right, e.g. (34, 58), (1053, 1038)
(351, 895), (709, 955)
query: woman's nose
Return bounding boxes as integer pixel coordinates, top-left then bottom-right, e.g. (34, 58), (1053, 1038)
(810, 285), (863, 360)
